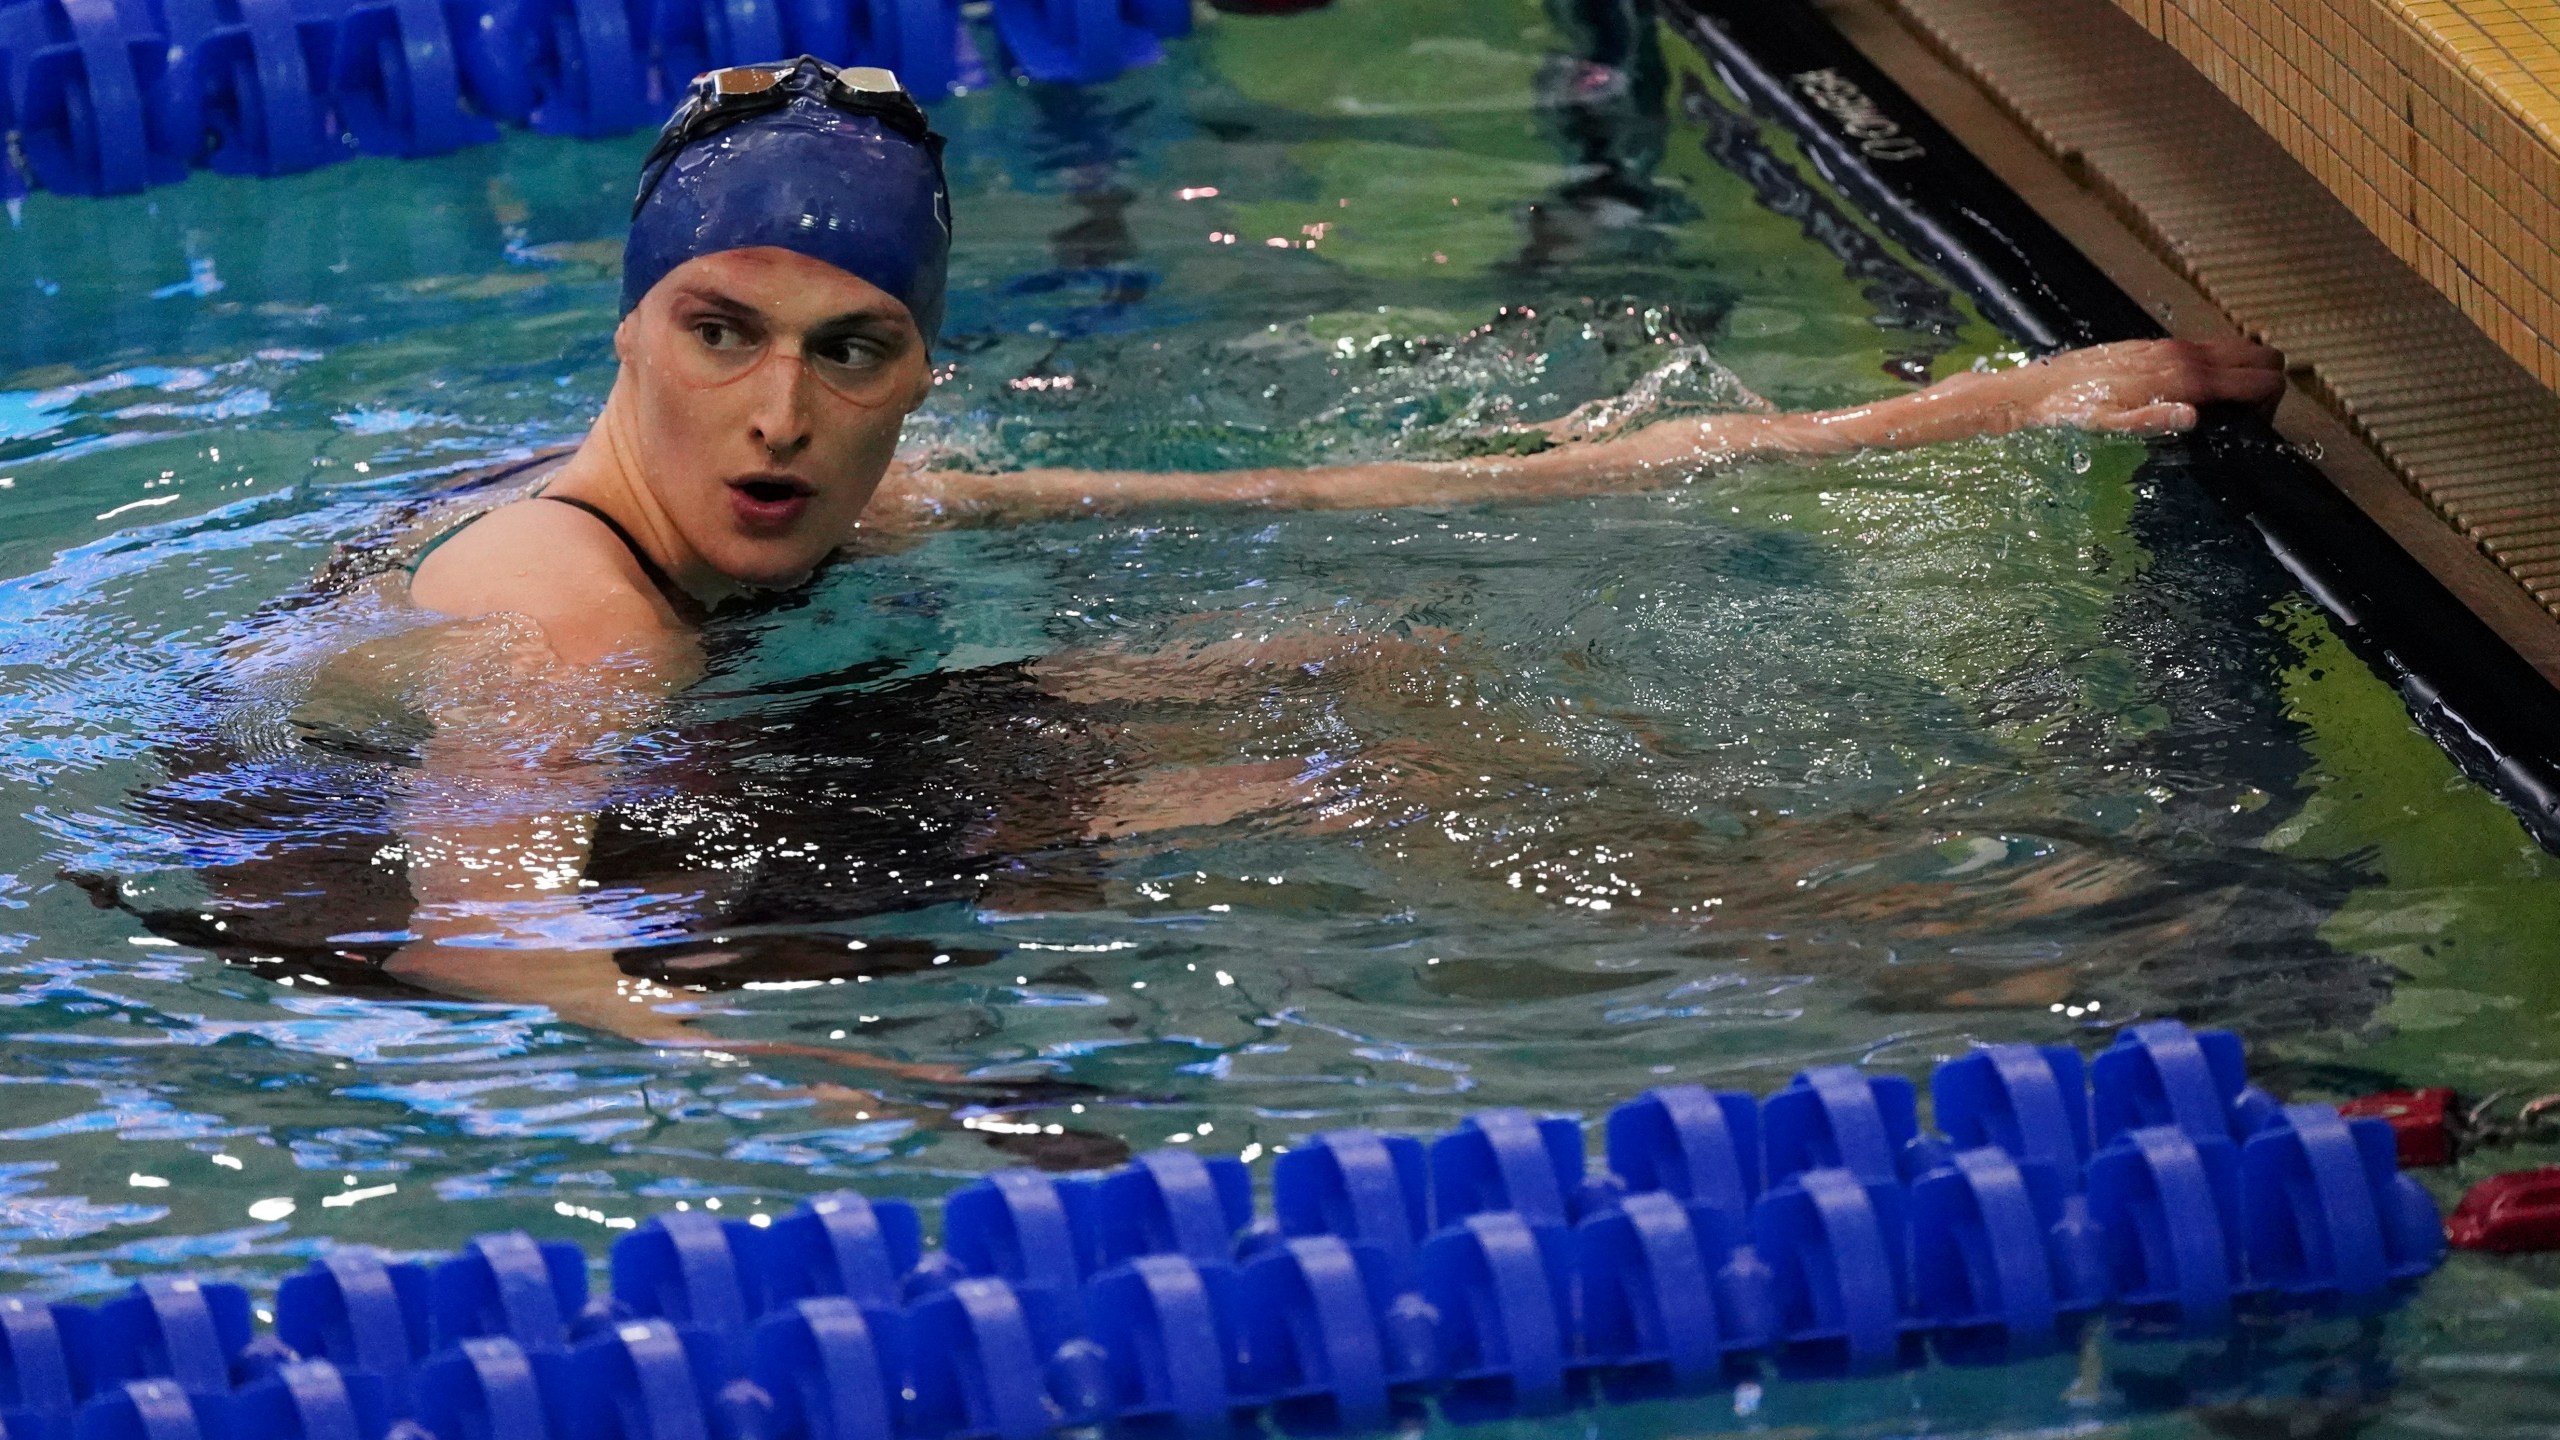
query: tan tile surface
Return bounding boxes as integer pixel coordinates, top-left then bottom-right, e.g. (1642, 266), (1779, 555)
(1867, 0), (2560, 619)
(2098, 0), (2560, 389)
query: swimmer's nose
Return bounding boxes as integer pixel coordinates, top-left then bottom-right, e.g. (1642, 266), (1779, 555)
(745, 353), (818, 463)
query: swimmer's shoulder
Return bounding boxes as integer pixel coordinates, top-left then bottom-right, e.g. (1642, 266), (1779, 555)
(407, 497), (678, 664)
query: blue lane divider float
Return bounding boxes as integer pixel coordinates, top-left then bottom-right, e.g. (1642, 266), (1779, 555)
(0, 0), (1191, 198)
(0, 2), (27, 209)
(0, 1022), (2446, 1440)
(327, 0), (491, 155)
(155, 0), (341, 175)
(1272, 1130), (1429, 1278)
(1764, 1065), (1932, 1187)
(11, 0), (193, 194)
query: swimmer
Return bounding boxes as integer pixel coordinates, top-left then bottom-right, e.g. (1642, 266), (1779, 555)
(192, 58), (2288, 1077)
(409, 59), (2282, 668)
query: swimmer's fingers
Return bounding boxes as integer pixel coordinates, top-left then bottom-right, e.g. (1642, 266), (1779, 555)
(2022, 338), (2284, 432)
(2159, 336), (2282, 370)
(2126, 338), (2284, 409)
(2187, 341), (2286, 408)
(2075, 336), (2281, 374)
(2209, 336), (2286, 370)
(2088, 401), (2199, 438)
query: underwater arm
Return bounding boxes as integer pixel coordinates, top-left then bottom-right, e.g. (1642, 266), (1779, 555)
(380, 800), (989, 1083)
(358, 635), (727, 1041)
(878, 338), (2283, 525)
(378, 724), (666, 1035)
(371, 665), (991, 1085)
(1710, 337), (2288, 451)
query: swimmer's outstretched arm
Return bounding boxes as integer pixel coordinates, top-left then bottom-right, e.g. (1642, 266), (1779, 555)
(878, 339), (2283, 526)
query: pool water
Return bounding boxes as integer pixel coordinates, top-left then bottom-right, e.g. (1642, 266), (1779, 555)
(7, 0), (2560, 1432)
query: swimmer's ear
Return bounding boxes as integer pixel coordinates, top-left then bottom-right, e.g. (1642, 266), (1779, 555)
(612, 308), (637, 366)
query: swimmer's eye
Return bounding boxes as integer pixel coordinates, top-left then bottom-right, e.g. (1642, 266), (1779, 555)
(805, 333), (906, 393)
(810, 335), (892, 371)
(691, 318), (752, 350)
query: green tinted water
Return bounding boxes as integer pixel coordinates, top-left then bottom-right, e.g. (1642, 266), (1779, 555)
(5, 0), (2560, 1433)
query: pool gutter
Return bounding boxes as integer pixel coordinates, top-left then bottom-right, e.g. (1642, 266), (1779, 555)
(1658, 0), (2560, 850)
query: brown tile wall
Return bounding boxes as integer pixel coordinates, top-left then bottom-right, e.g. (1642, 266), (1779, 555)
(2099, 0), (2560, 391)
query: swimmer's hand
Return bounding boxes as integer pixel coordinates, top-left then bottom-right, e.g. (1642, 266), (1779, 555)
(1512, 338), (2282, 453)
(1962, 337), (2286, 438)
(1579, 336), (2287, 462)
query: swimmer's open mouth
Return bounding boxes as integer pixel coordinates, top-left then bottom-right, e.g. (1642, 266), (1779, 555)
(730, 475), (815, 505)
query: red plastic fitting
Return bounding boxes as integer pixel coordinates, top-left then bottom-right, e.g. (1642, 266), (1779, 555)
(2449, 1168), (2560, 1252)
(2339, 1087), (2459, 1168)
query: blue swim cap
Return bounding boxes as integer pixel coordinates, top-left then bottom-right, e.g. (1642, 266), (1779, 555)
(622, 59), (952, 342)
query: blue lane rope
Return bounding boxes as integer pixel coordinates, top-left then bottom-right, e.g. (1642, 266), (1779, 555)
(0, 0), (1183, 197)
(0, 1021), (2446, 1440)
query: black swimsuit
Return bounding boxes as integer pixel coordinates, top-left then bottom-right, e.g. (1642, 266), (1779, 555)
(73, 457), (1114, 997)
(76, 656), (1113, 996)
(406, 490), (706, 624)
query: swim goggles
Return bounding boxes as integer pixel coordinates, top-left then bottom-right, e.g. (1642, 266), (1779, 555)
(633, 57), (938, 218)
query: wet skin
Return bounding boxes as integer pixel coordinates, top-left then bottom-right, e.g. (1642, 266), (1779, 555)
(410, 245), (2288, 669)
(408, 247), (933, 666)
(367, 244), (2286, 1091)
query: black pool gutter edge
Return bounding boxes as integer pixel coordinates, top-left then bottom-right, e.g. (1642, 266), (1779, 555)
(1659, 0), (2560, 854)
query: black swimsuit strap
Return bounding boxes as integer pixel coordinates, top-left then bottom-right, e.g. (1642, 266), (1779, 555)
(537, 495), (707, 623)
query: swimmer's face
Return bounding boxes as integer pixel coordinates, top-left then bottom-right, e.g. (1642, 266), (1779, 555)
(613, 247), (930, 588)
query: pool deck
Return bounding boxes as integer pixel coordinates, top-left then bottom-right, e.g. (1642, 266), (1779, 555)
(2109, 0), (2559, 391)
(1810, 0), (2560, 688)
